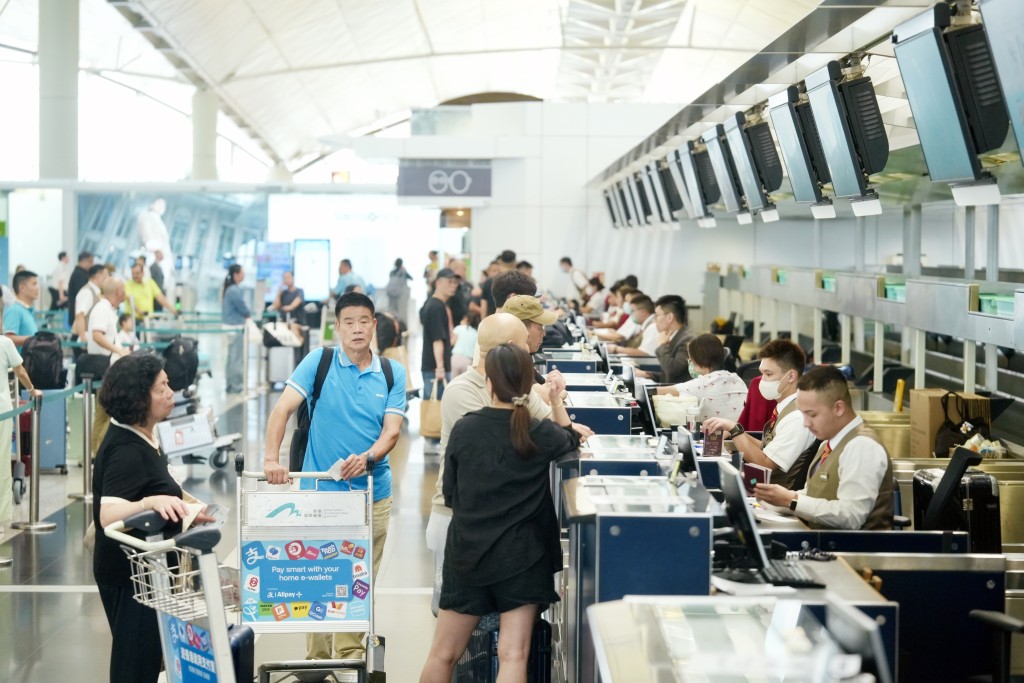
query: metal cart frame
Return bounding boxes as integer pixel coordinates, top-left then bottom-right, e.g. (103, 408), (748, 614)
(234, 453), (386, 683)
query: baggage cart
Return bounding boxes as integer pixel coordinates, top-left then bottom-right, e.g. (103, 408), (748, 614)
(234, 453), (386, 682)
(104, 510), (250, 683)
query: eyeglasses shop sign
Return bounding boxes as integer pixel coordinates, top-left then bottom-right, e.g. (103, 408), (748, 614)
(397, 164), (491, 198)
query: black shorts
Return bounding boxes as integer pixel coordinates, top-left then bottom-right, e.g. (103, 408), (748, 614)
(439, 555), (559, 616)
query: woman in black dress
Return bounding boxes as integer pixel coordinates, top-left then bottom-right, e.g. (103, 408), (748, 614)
(420, 344), (579, 683)
(92, 353), (194, 682)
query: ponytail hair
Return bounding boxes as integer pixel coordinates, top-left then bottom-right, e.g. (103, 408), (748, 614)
(222, 264), (242, 298)
(484, 343), (538, 458)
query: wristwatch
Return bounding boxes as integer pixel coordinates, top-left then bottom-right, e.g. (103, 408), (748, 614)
(789, 494), (799, 511)
(728, 423), (745, 439)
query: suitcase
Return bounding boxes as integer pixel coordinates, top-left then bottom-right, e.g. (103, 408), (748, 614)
(19, 390), (68, 472)
(912, 467), (1001, 553)
(227, 623), (254, 683)
(267, 346), (295, 384)
(452, 618), (552, 683)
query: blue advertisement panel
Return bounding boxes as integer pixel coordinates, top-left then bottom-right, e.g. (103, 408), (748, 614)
(256, 241), (292, 293)
(159, 614), (219, 683)
(241, 538), (370, 625)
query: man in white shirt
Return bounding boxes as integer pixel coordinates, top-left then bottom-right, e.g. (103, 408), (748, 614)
(559, 256), (589, 300)
(72, 265), (109, 340)
(606, 295), (659, 357)
(704, 339), (816, 490)
(88, 278), (129, 363)
(755, 365), (894, 530)
(49, 251), (73, 309)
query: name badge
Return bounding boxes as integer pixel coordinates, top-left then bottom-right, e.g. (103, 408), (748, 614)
(819, 473), (829, 482)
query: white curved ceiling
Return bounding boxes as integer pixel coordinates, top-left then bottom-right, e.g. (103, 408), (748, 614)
(2, 0), (824, 168)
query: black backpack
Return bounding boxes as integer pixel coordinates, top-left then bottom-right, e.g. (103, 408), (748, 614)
(162, 336), (199, 391)
(289, 348), (395, 472)
(22, 332), (64, 389)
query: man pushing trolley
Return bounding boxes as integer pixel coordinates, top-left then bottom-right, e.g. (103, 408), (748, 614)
(259, 291), (406, 680)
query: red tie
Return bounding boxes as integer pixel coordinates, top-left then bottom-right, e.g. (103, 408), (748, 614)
(767, 407), (779, 431)
(816, 442), (833, 472)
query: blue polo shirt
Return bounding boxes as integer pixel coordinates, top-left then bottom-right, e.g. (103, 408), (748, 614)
(3, 301), (38, 351)
(286, 347), (406, 500)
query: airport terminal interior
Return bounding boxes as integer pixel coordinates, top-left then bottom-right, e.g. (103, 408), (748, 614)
(4, 0), (1024, 682)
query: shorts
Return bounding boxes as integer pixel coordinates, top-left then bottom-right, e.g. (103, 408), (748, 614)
(439, 554), (559, 617)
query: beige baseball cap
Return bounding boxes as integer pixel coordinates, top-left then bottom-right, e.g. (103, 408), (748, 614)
(502, 295), (558, 325)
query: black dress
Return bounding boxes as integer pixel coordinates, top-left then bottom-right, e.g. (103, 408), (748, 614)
(93, 423), (183, 683)
(441, 408), (579, 614)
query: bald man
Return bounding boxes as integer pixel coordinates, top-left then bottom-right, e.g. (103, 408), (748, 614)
(87, 277), (129, 362)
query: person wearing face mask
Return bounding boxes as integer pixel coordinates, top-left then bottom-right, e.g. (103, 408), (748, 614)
(589, 282), (632, 330)
(703, 339), (817, 490)
(605, 295), (659, 356)
(754, 365), (894, 530)
(655, 334), (748, 422)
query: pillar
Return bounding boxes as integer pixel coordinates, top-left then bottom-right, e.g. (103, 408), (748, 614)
(39, 0), (78, 180)
(192, 87), (219, 180)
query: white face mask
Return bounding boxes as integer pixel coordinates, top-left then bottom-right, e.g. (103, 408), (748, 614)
(759, 373), (789, 401)
(622, 302), (632, 314)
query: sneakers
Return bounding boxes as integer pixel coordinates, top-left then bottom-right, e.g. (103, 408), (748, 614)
(422, 440), (441, 455)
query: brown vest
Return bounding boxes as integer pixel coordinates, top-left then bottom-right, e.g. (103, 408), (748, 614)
(760, 399), (810, 491)
(805, 421), (894, 530)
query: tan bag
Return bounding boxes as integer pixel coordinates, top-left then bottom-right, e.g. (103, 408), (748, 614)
(420, 380), (444, 439)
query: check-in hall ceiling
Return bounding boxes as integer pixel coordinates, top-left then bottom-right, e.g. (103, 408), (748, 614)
(93, 0), (823, 167)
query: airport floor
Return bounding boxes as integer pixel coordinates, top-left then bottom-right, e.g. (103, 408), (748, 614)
(0, 357), (441, 682)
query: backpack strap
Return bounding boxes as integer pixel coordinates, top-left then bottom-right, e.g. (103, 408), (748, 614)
(308, 347), (336, 424)
(380, 355), (395, 394)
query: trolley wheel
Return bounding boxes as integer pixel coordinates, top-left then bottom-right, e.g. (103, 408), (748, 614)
(13, 483), (22, 505)
(211, 449), (230, 469)
(59, 466), (68, 475)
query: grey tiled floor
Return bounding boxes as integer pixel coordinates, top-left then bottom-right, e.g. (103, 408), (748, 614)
(1, 371), (439, 682)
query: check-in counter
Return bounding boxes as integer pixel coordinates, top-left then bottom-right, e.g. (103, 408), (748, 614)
(893, 457), (1024, 552)
(588, 591), (897, 683)
(860, 410), (911, 459)
(560, 372), (617, 392)
(565, 391), (634, 435)
(545, 351), (600, 374)
(562, 477), (712, 683)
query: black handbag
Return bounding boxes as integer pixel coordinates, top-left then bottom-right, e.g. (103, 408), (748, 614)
(933, 391), (990, 457)
(76, 353), (111, 383)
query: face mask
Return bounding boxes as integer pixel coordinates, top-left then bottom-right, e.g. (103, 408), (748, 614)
(759, 372), (789, 401)
(622, 302), (632, 314)
(630, 314), (641, 324)
(688, 361), (700, 379)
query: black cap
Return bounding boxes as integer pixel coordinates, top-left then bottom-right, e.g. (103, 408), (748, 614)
(435, 268), (457, 280)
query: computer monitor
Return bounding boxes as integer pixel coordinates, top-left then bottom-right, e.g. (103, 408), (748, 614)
(657, 160), (686, 218)
(979, 0), (1024, 167)
(701, 124), (748, 220)
(616, 180), (635, 226)
(893, 5), (1006, 187)
(723, 112), (783, 219)
(719, 460), (771, 570)
(627, 174), (650, 226)
(676, 141), (720, 227)
(602, 189), (620, 228)
(825, 596), (894, 683)
(768, 85), (834, 215)
(642, 162), (669, 223)
(634, 381), (661, 436)
(675, 428), (698, 476)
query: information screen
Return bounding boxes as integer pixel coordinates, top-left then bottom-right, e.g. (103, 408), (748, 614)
(293, 239), (331, 301)
(806, 75), (865, 198)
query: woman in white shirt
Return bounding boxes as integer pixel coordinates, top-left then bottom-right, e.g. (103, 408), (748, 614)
(656, 333), (747, 423)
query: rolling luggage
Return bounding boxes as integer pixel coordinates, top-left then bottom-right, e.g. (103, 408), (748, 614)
(22, 332), (65, 389)
(163, 336), (199, 391)
(912, 467), (1001, 553)
(227, 624), (255, 683)
(19, 389), (68, 472)
(452, 618), (552, 683)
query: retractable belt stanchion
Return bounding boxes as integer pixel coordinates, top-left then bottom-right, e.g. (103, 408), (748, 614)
(69, 376), (94, 503)
(12, 393), (57, 533)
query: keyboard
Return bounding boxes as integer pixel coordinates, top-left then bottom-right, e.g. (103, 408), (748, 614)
(760, 559), (825, 589)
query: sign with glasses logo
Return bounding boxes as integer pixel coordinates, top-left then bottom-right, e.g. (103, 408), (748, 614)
(398, 162), (491, 198)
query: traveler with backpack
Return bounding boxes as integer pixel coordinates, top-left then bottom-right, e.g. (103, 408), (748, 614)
(3, 270), (40, 351)
(0, 299), (38, 531)
(263, 291), (407, 664)
(221, 264), (251, 394)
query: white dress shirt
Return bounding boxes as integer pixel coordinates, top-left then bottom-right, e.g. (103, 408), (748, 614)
(795, 415), (890, 530)
(762, 393), (816, 472)
(673, 370), (748, 423)
(637, 315), (660, 355)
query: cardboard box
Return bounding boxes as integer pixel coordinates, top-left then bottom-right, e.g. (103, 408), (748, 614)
(909, 388), (990, 457)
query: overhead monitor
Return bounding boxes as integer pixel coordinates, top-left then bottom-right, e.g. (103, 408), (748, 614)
(979, 0), (1024, 167)
(893, 4), (1007, 200)
(658, 159), (686, 219)
(616, 180), (635, 227)
(639, 164), (666, 223)
(805, 61), (888, 215)
(645, 161), (671, 223)
(665, 149), (697, 220)
(626, 174), (649, 226)
(634, 171), (654, 223)
(608, 183), (628, 228)
(768, 86), (835, 217)
(679, 141), (720, 227)
(723, 112), (783, 221)
(602, 188), (620, 228)
(701, 124), (750, 222)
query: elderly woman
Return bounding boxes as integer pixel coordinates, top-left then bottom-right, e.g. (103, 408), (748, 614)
(92, 353), (191, 682)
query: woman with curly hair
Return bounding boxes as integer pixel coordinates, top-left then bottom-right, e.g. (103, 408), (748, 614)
(420, 343), (580, 683)
(92, 353), (192, 682)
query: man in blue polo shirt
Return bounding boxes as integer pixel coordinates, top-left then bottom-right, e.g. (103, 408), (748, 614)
(3, 270), (40, 351)
(263, 291), (406, 665)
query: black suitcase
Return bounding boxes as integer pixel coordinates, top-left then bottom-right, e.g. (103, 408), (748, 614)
(912, 467), (1001, 553)
(452, 618), (552, 683)
(227, 623), (254, 683)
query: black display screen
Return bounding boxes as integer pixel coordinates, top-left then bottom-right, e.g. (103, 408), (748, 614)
(769, 97), (822, 204)
(979, 0), (1024, 166)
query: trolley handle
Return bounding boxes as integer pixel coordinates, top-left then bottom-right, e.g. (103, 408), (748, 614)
(104, 520), (176, 553)
(104, 516), (223, 555)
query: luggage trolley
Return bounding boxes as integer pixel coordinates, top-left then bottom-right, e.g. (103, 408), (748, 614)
(104, 510), (251, 683)
(234, 453), (386, 683)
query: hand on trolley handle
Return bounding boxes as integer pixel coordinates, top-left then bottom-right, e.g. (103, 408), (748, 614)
(262, 452), (375, 485)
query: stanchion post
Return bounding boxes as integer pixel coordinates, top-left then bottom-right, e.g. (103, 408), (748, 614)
(12, 393), (57, 532)
(242, 324), (250, 396)
(69, 376), (94, 502)
(12, 375), (21, 467)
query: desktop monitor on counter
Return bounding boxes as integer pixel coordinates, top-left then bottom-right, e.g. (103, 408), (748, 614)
(804, 61), (888, 216)
(768, 85), (836, 219)
(979, 0), (1024, 168)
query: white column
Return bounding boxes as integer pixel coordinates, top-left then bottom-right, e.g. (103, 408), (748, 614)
(963, 341), (977, 393)
(192, 87), (219, 180)
(913, 328), (926, 389)
(39, 0), (78, 179)
(840, 313), (851, 365)
(964, 205), (976, 280)
(813, 307), (822, 364)
(873, 320), (885, 393)
(790, 303), (799, 341)
(853, 316), (866, 352)
(985, 205), (1000, 391)
(769, 299), (778, 340)
(903, 205), (922, 278)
